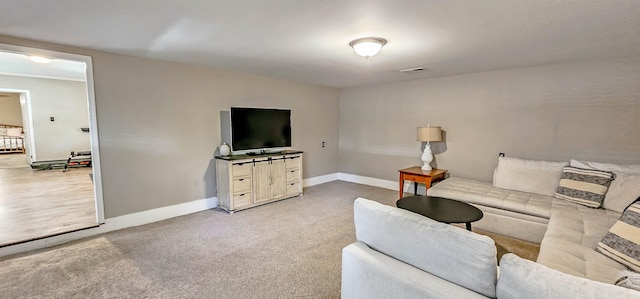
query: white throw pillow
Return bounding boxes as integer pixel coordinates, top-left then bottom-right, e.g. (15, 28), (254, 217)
(493, 157), (568, 196)
(6, 127), (22, 137)
(570, 159), (640, 213)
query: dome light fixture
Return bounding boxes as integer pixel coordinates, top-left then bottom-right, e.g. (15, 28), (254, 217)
(349, 37), (387, 58)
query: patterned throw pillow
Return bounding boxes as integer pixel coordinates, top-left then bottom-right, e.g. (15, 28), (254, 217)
(554, 166), (614, 208)
(597, 200), (640, 272)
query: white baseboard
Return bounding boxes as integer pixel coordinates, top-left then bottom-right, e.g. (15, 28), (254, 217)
(1, 172), (419, 257)
(303, 173), (339, 187)
(337, 172), (398, 190)
(318, 172), (427, 195)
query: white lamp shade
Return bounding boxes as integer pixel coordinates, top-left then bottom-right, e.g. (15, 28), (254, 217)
(417, 126), (442, 142)
(353, 42), (383, 57)
(349, 37), (387, 58)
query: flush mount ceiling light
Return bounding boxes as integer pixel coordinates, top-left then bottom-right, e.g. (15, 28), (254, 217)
(28, 55), (52, 63)
(349, 37), (387, 58)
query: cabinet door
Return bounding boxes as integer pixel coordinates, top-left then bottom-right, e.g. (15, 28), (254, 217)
(270, 159), (286, 199)
(253, 160), (272, 203)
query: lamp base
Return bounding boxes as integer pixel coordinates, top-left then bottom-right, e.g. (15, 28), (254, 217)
(421, 143), (434, 172)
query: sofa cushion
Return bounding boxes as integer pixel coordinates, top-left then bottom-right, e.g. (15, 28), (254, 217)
(493, 157), (568, 196)
(497, 253), (639, 299)
(428, 177), (554, 219)
(537, 211), (626, 283)
(571, 159), (640, 213)
(597, 200), (640, 272)
(353, 197), (497, 298)
(554, 166), (614, 208)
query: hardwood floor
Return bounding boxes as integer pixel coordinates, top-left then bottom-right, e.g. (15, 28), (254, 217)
(0, 167), (97, 246)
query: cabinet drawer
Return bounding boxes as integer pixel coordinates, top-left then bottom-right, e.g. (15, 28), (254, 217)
(285, 156), (301, 170)
(402, 173), (429, 183)
(232, 162), (252, 177)
(233, 192), (252, 208)
(286, 181), (301, 195)
(286, 169), (300, 182)
(233, 177), (252, 193)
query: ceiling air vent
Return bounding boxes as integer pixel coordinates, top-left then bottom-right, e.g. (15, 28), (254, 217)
(400, 66), (426, 73)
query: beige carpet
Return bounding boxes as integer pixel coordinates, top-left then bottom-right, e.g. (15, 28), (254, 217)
(0, 181), (539, 298)
(0, 153), (29, 168)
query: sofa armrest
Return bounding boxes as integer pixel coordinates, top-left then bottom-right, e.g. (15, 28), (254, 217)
(341, 242), (490, 299)
(497, 253), (640, 299)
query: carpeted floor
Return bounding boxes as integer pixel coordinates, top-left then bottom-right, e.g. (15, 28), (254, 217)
(0, 181), (539, 298)
(0, 153), (29, 168)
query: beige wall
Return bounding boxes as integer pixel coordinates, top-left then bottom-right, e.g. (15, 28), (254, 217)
(0, 35), (340, 218)
(339, 58), (640, 182)
(0, 93), (21, 126)
(0, 75), (89, 161)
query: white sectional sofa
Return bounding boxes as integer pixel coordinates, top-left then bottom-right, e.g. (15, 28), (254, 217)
(341, 157), (640, 298)
(426, 157), (640, 285)
(342, 198), (639, 298)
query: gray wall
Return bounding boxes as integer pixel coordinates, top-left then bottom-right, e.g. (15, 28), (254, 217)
(0, 75), (89, 161)
(339, 58), (640, 182)
(0, 35), (340, 218)
(4, 34), (638, 219)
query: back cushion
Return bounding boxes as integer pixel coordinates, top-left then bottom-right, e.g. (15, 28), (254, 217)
(353, 198), (497, 298)
(570, 159), (640, 213)
(493, 157), (568, 196)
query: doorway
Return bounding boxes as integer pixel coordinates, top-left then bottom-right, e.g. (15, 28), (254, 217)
(0, 43), (104, 246)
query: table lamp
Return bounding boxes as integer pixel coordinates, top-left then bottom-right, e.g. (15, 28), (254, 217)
(417, 125), (442, 171)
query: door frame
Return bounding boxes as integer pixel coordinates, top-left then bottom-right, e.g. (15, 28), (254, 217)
(0, 42), (105, 224)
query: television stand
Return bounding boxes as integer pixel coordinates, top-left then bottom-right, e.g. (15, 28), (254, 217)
(215, 151), (304, 213)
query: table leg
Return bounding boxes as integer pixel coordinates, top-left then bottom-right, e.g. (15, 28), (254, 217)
(414, 182), (418, 195)
(466, 223), (472, 231)
(399, 174), (404, 198)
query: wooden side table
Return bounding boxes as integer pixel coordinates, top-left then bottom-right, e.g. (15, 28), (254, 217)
(398, 167), (448, 198)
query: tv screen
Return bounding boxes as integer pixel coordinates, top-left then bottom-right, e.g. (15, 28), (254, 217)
(230, 107), (292, 151)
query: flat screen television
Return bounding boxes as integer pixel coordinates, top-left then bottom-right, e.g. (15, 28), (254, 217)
(230, 107), (292, 151)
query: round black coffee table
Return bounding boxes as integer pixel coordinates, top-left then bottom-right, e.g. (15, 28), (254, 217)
(396, 196), (483, 231)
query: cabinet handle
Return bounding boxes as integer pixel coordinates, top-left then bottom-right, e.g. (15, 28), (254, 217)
(238, 178), (244, 181)
(290, 170), (295, 173)
(239, 193), (245, 196)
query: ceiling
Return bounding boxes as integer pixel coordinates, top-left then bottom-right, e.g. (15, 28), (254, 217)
(0, 1), (638, 87)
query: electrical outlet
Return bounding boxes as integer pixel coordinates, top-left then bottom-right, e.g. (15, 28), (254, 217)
(499, 153), (505, 157)
(322, 141), (325, 148)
